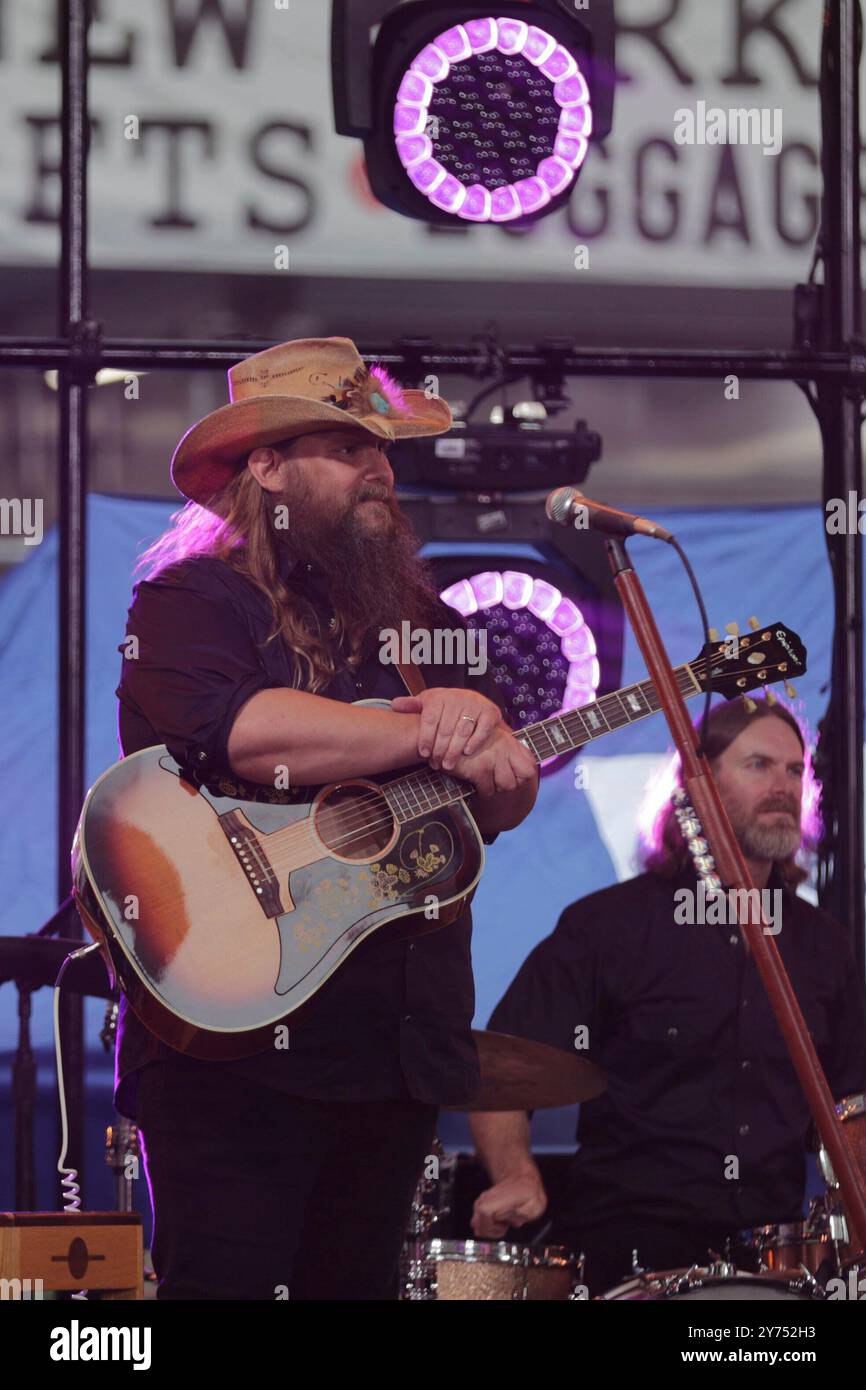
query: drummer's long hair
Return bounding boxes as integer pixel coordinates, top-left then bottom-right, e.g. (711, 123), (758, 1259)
(641, 700), (812, 889)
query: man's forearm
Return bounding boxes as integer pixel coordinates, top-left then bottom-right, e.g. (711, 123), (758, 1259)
(227, 687), (421, 785)
(470, 1111), (539, 1183)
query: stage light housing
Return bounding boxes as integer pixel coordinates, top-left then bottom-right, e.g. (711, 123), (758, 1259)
(332, 1), (615, 226)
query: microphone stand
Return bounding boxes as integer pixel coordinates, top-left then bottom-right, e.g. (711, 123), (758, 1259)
(606, 536), (866, 1256)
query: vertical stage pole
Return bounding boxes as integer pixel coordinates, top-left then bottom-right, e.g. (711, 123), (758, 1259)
(56, 0), (92, 1202)
(815, 1), (865, 974)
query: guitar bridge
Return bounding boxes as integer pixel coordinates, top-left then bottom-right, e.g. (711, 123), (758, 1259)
(219, 810), (283, 917)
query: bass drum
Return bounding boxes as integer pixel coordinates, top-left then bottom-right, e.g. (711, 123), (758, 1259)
(601, 1266), (826, 1301)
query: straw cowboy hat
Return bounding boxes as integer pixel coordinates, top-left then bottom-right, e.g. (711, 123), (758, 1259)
(170, 336), (452, 507)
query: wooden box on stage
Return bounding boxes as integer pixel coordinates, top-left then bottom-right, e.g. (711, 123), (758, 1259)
(0, 1212), (143, 1300)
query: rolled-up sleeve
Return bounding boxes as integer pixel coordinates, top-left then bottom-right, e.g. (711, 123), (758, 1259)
(116, 574), (282, 778)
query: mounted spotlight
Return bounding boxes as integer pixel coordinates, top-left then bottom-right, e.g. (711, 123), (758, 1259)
(424, 550), (623, 770)
(332, 2), (616, 225)
(440, 568), (600, 728)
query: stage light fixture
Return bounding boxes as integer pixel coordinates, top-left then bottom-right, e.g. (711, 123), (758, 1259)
(391, 414), (601, 490)
(440, 568), (600, 731)
(332, 2), (615, 226)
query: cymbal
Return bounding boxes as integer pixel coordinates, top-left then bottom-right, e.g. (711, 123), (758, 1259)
(0, 936), (114, 998)
(444, 1029), (607, 1112)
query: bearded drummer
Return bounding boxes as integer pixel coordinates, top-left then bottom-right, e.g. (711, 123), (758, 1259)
(470, 699), (866, 1296)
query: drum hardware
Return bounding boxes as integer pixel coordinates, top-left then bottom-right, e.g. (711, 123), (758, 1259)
(402, 1138), (456, 1300)
(742, 1196), (840, 1282)
(404, 1032), (604, 1297)
(814, 1092), (866, 1270)
(601, 1265), (827, 1301)
(705, 1251), (737, 1281)
(105, 1119), (140, 1214)
(568, 1251), (588, 1300)
(100, 999), (119, 1050)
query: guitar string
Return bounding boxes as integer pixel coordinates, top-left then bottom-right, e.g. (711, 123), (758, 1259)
(230, 668), (701, 865)
(120, 654), (784, 913)
(258, 663), (704, 855)
(232, 656), (768, 864)
(222, 653), (767, 868)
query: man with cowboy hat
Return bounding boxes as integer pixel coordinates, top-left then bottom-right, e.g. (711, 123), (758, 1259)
(114, 337), (538, 1300)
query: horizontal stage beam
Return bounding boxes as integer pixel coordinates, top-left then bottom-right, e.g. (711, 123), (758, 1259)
(0, 338), (864, 385)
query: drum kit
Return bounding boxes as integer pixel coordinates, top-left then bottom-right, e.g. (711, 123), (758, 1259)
(3, 934), (865, 1302)
(400, 1031), (866, 1302)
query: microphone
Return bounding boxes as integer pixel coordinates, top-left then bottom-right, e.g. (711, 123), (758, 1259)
(545, 486), (673, 543)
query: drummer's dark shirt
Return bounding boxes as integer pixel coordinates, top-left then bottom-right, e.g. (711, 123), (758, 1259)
(488, 867), (866, 1231)
(112, 548), (503, 1120)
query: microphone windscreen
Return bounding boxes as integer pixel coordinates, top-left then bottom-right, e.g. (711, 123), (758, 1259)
(546, 486), (580, 524)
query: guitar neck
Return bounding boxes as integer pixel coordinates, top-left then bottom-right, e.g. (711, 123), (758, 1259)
(516, 660), (701, 763)
(381, 660), (702, 823)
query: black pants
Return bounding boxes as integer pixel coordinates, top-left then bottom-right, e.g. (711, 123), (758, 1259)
(137, 1057), (438, 1300)
(555, 1217), (762, 1298)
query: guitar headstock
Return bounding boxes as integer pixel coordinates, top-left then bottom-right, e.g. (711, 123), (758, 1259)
(692, 619), (807, 703)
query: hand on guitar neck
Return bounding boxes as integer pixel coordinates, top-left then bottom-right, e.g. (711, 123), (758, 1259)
(225, 682), (537, 832)
(390, 688), (539, 831)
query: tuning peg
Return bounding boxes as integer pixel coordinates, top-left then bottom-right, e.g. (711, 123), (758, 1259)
(748, 616), (760, 631)
(766, 690), (778, 705)
(785, 683), (797, 700)
(742, 696), (758, 713)
(708, 628), (720, 642)
(725, 622), (740, 637)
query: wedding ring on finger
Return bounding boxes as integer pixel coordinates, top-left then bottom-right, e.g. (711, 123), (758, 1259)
(460, 714), (478, 727)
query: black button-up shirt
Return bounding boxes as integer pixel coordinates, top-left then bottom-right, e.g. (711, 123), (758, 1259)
(488, 867), (866, 1231)
(113, 550), (502, 1119)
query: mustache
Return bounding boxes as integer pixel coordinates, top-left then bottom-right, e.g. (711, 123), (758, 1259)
(756, 799), (800, 817)
(354, 482), (395, 505)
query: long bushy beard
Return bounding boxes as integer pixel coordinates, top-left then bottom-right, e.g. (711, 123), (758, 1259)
(275, 475), (443, 657)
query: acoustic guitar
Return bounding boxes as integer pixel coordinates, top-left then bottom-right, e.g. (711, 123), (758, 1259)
(71, 620), (806, 1058)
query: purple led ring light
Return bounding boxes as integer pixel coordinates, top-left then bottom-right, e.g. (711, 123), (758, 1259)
(393, 17), (593, 222)
(440, 570), (600, 721)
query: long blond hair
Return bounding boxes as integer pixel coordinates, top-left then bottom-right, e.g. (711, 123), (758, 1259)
(136, 465), (347, 691)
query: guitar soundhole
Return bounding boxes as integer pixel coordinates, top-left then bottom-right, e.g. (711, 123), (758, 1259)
(313, 782), (398, 863)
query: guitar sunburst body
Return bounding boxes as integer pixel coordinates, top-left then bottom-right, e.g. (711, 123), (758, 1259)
(73, 700), (483, 1058)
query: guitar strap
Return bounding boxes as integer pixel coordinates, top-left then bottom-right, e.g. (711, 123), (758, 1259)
(393, 653), (478, 928)
(395, 659), (426, 698)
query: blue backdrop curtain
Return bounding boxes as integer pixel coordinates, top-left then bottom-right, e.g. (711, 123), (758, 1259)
(0, 495), (857, 1207)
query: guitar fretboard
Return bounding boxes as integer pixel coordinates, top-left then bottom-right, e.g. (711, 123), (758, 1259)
(381, 662), (701, 823)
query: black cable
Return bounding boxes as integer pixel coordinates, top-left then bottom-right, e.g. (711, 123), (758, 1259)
(463, 373), (526, 423)
(669, 536), (714, 757)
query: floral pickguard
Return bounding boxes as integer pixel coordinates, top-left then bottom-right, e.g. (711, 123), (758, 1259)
(289, 821), (455, 951)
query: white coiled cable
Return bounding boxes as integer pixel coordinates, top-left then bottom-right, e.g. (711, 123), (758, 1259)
(53, 941), (102, 1299)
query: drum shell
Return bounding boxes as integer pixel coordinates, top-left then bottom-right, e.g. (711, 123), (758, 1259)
(405, 1240), (576, 1300)
(601, 1268), (825, 1301)
(743, 1221), (835, 1278)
